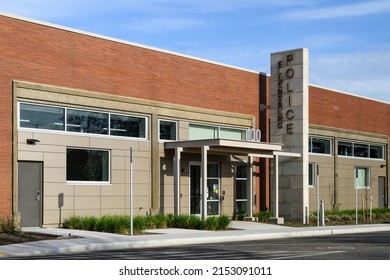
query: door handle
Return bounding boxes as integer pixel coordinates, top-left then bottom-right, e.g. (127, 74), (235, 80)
(35, 191), (41, 202)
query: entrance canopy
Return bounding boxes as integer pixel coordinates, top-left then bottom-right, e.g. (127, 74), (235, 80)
(165, 139), (300, 220)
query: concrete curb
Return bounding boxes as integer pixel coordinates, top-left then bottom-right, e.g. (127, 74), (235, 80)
(1, 223), (390, 257)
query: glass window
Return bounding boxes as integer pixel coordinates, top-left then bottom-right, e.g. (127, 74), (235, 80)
(67, 109), (108, 135)
(67, 148), (109, 182)
(220, 127), (246, 140)
(354, 143), (369, 158)
(338, 141), (353, 156)
(207, 163), (219, 178)
(338, 141), (384, 159)
(354, 167), (370, 189)
(19, 103), (65, 131)
(189, 124), (218, 140)
(370, 145), (384, 159)
(110, 114), (146, 138)
(159, 120), (177, 141)
(308, 163), (315, 187)
(235, 165), (247, 214)
(309, 137), (331, 154)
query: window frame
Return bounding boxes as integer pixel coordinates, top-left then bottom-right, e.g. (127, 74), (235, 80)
(158, 119), (178, 142)
(18, 102), (65, 132)
(110, 112), (148, 139)
(189, 123), (247, 141)
(18, 102), (148, 141)
(66, 147), (111, 185)
(235, 164), (248, 214)
(354, 166), (371, 189)
(338, 140), (385, 160)
(309, 136), (332, 156)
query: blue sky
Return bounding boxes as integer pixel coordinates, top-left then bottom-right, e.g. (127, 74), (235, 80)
(1, 0), (390, 102)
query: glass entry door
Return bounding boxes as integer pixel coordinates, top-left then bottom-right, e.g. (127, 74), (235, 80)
(190, 165), (201, 216)
(190, 163), (220, 216)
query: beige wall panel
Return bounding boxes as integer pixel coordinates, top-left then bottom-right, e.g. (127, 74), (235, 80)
(101, 196), (126, 209)
(100, 209), (126, 216)
(18, 151), (44, 161)
(112, 155), (126, 170)
(101, 184), (126, 196)
(43, 182), (73, 196)
(74, 196), (101, 210)
(43, 210), (63, 226)
(130, 171), (150, 184)
(74, 186), (101, 196)
(130, 195), (151, 209)
(44, 152), (66, 168)
(44, 167), (66, 183)
(44, 195), (74, 210)
(18, 131), (34, 141)
(18, 143), (65, 153)
(138, 141), (151, 152)
(32, 132), (90, 147)
(125, 183), (150, 195)
(111, 169), (127, 184)
(179, 121), (189, 141)
(90, 137), (142, 150)
(132, 157), (150, 171)
(73, 209), (101, 217)
(112, 149), (128, 157)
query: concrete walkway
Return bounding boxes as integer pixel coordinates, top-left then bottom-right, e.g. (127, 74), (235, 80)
(1, 221), (390, 257)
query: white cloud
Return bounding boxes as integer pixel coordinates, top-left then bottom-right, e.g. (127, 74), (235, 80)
(310, 50), (390, 101)
(281, 0), (390, 20)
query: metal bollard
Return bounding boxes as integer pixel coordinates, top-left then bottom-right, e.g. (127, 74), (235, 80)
(320, 200), (325, 226)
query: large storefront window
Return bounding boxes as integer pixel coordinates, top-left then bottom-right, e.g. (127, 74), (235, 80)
(67, 148), (110, 183)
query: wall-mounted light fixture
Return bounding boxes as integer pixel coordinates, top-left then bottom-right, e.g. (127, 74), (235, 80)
(380, 164), (386, 168)
(26, 139), (40, 145)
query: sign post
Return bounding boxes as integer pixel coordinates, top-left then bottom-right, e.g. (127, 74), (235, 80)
(315, 164), (320, 226)
(130, 147), (134, 235)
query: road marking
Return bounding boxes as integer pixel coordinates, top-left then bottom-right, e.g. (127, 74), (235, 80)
(271, 250), (346, 260)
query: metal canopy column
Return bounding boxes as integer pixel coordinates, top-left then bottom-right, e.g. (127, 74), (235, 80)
(174, 147), (182, 216)
(201, 145), (209, 220)
(247, 155), (253, 218)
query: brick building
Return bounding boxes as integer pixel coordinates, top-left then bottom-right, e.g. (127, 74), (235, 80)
(0, 13), (388, 227)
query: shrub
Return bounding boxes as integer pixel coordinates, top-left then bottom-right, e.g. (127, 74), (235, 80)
(255, 211), (273, 222)
(217, 215), (231, 230)
(205, 216), (218, 230)
(62, 213), (232, 234)
(0, 216), (20, 234)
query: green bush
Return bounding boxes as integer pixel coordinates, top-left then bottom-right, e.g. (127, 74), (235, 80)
(309, 208), (390, 224)
(205, 216), (218, 230)
(63, 213), (231, 234)
(254, 211), (273, 222)
(0, 216), (20, 234)
(217, 215), (231, 230)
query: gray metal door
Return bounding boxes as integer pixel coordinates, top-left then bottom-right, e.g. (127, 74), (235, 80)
(378, 176), (385, 208)
(18, 161), (43, 227)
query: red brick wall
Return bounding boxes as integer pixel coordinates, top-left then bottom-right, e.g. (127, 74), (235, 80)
(0, 15), (262, 216)
(309, 86), (390, 136)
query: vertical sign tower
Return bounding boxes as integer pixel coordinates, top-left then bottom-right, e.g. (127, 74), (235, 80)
(270, 48), (309, 223)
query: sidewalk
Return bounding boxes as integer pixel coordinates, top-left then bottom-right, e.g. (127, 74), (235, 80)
(1, 221), (390, 258)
